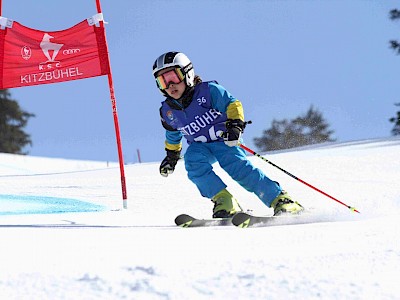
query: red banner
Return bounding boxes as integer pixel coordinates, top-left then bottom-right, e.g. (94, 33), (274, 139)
(0, 18), (110, 89)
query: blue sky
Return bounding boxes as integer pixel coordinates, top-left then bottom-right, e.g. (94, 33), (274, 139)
(3, 0), (400, 163)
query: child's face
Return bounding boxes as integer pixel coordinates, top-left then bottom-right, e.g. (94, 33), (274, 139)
(157, 67), (186, 99)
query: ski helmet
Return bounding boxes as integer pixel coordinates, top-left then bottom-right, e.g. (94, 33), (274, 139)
(152, 52), (195, 90)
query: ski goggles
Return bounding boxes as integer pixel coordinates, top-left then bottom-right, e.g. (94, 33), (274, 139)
(155, 68), (185, 90)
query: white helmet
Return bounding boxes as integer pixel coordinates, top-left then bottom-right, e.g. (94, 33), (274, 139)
(152, 52), (195, 88)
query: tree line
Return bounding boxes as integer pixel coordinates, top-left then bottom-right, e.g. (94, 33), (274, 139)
(389, 9), (400, 136)
(0, 89), (34, 154)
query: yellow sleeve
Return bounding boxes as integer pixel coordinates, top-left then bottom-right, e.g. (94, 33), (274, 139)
(226, 100), (244, 121)
(165, 141), (182, 152)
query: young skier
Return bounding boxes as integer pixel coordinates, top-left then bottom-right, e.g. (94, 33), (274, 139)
(153, 51), (304, 218)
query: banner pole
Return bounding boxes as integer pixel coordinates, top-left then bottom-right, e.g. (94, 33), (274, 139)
(95, 0), (128, 209)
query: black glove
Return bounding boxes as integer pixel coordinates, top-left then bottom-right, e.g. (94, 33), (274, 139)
(222, 119), (246, 147)
(160, 149), (181, 177)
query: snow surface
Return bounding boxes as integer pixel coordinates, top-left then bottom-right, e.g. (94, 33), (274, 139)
(0, 137), (399, 300)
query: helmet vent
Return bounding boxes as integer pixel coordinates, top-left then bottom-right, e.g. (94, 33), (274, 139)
(163, 51), (178, 64)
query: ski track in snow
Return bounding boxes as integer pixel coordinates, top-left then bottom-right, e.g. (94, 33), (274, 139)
(0, 137), (399, 300)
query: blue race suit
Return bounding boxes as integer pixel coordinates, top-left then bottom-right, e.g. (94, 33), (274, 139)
(159, 81), (281, 206)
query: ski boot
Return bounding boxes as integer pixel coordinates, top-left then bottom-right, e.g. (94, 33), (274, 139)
(271, 190), (304, 216)
(211, 188), (242, 218)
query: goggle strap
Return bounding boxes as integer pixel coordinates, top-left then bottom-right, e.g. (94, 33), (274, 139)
(182, 63), (193, 75)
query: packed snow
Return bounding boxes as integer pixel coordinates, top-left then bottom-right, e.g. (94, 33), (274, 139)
(0, 137), (399, 300)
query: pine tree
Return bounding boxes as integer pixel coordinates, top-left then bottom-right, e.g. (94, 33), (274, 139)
(389, 9), (400, 54)
(389, 10), (400, 135)
(254, 106), (336, 152)
(389, 103), (400, 136)
(0, 89), (35, 154)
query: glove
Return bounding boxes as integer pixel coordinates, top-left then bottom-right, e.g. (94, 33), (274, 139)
(222, 119), (246, 147)
(160, 149), (181, 177)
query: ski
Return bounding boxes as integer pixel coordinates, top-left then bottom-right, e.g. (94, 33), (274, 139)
(231, 211), (306, 228)
(175, 210), (311, 228)
(174, 214), (233, 227)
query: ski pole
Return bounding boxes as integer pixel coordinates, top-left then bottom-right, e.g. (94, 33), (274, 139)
(239, 143), (360, 213)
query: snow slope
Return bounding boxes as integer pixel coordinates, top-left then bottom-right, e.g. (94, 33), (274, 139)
(0, 137), (399, 299)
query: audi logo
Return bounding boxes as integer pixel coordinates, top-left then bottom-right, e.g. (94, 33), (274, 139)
(63, 48), (81, 55)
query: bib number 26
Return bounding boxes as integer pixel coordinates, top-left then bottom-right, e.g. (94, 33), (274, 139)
(193, 126), (223, 142)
